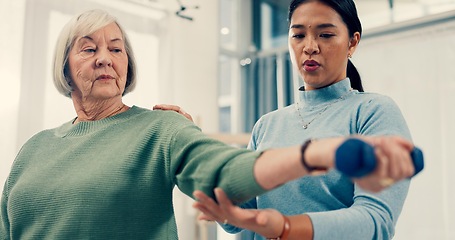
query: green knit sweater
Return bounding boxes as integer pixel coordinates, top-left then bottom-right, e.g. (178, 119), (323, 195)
(1, 106), (264, 239)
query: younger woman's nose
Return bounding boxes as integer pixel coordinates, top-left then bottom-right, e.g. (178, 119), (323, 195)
(303, 38), (320, 56)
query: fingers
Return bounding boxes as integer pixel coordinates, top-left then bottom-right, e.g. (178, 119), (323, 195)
(193, 188), (236, 224)
(193, 190), (221, 212)
(214, 188), (233, 208)
(374, 137), (415, 180)
(389, 135), (414, 151)
(193, 197), (219, 222)
(374, 147), (388, 179)
(362, 135), (413, 152)
(153, 104), (194, 122)
(194, 209), (215, 222)
(152, 104), (180, 111)
(193, 189), (286, 238)
(373, 146), (396, 189)
(354, 135), (416, 192)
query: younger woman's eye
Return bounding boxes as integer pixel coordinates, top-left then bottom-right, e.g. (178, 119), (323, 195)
(292, 34), (305, 39)
(320, 33), (335, 38)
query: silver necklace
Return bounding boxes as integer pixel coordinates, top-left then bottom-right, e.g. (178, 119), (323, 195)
(295, 90), (352, 129)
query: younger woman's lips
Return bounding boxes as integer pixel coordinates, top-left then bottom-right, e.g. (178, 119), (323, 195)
(303, 64), (320, 72)
(303, 60), (320, 72)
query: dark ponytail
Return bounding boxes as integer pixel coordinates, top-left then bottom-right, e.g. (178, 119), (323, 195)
(347, 59), (363, 92)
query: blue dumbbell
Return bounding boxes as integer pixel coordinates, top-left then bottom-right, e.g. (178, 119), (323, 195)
(335, 138), (424, 178)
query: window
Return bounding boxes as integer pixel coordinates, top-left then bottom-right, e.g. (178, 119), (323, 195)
(218, 0), (243, 134)
(255, 0), (291, 50)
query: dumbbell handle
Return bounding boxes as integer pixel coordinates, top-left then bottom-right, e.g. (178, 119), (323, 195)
(335, 138), (424, 178)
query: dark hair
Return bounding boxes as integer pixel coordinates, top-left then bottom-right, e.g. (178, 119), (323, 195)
(288, 0), (364, 92)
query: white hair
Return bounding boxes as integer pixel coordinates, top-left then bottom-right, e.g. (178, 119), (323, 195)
(52, 9), (137, 98)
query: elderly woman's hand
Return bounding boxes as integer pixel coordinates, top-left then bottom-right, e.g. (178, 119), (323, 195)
(153, 104), (194, 122)
(193, 188), (285, 239)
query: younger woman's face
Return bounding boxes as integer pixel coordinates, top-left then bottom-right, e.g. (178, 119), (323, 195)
(288, 1), (360, 90)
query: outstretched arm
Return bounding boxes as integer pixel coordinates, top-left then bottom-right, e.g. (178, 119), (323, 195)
(193, 135), (419, 239)
(155, 104), (417, 192)
(253, 135), (415, 191)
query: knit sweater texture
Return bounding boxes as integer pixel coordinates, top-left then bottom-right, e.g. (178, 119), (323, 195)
(224, 79), (412, 240)
(0, 106), (265, 240)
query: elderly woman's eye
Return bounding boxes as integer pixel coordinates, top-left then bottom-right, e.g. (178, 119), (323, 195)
(80, 48), (96, 54)
(112, 48), (123, 53)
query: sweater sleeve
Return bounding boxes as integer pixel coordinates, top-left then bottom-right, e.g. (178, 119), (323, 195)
(309, 95), (412, 240)
(1, 181), (9, 239)
(169, 120), (266, 204)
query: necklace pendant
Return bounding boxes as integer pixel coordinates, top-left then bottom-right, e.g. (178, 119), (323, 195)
(303, 125), (308, 129)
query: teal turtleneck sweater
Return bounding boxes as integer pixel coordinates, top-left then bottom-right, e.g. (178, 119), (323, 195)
(225, 79), (412, 240)
(1, 106), (265, 240)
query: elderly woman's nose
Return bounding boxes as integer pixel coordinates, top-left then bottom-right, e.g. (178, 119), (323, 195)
(95, 50), (112, 67)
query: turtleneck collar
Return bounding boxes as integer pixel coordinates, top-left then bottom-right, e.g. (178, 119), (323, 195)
(298, 78), (354, 107)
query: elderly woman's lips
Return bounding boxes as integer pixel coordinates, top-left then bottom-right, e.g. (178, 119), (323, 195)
(96, 75), (114, 80)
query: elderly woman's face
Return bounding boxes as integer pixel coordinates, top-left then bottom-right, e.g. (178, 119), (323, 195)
(68, 22), (128, 101)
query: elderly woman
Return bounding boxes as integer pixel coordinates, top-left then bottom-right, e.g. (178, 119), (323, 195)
(0, 9), (417, 239)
